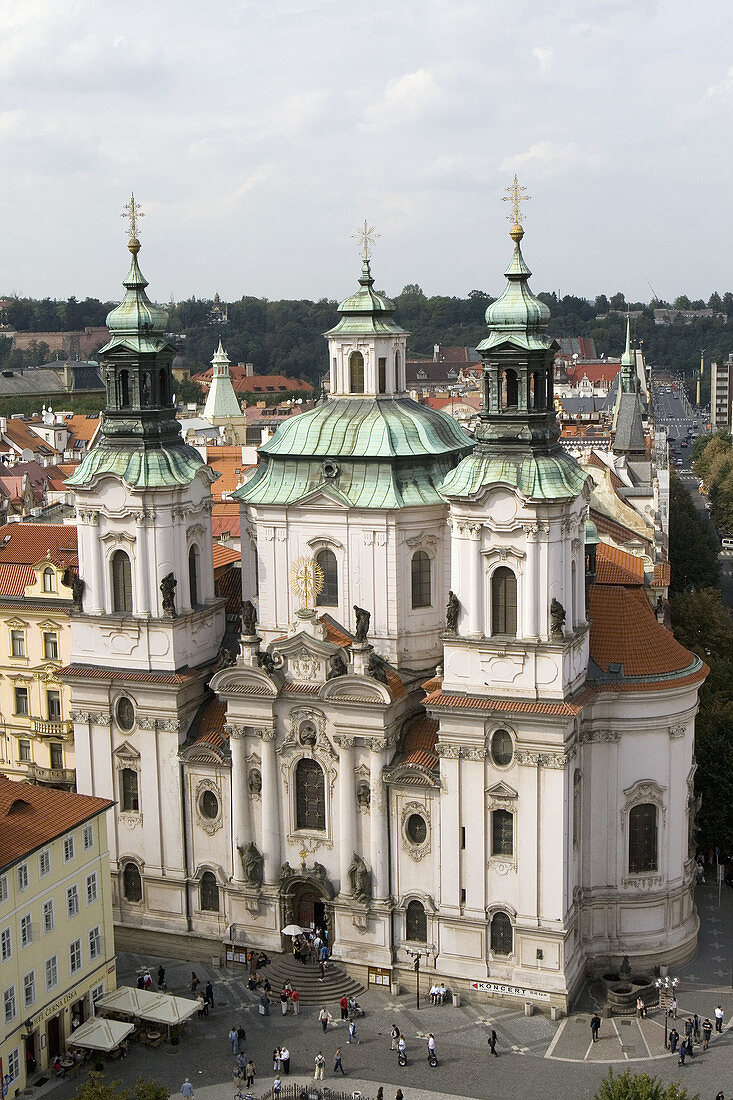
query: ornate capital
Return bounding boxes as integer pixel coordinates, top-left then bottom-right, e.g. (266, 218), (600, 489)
(521, 523), (540, 540)
(515, 748), (573, 768)
(579, 728), (620, 744)
(435, 742), (461, 759)
(668, 724), (686, 739)
(225, 724), (247, 741)
(335, 735), (356, 749)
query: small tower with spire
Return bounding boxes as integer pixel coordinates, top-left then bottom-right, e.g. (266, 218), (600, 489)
(203, 340), (242, 420)
(612, 315), (647, 460)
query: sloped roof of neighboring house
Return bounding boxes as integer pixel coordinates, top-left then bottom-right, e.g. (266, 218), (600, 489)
(205, 447), (256, 500)
(193, 364), (312, 394)
(424, 393), (482, 411)
(211, 502), (241, 539)
(653, 562), (671, 586)
(0, 368), (68, 398)
(212, 542), (241, 570)
(0, 522), (78, 564)
(399, 716), (439, 770)
(0, 775), (112, 869)
(406, 360), (464, 384)
(214, 564), (242, 619)
(64, 414), (102, 445)
(0, 474), (30, 505)
(591, 507), (652, 552)
(1, 418), (61, 457)
(566, 362), (621, 385)
(595, 542), (645, 586)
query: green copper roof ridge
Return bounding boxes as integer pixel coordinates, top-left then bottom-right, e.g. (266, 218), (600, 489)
(66, 438), (209, 491)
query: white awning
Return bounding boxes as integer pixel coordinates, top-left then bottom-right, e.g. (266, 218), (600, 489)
(96, 986), (199, 1025)
(68, 1017), (134, 1052)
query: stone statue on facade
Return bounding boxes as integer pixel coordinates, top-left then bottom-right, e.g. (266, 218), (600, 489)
(238, 841), (264, 887)
(279, 861), (295, 887)
(367, 651), (388, 684)
(161, 572), (177, 616)
(71, 574), (85, 612)
(354, 605), (370, 644)
(446, 590), (459, 633)
(550, 597), (565, 639)
(214, 643), (236, 670)
(327, 653), (348, 679)
(257, 649), (276, 675)
(348, 852), (371, 904)
(242, 599), (258, 637)
(312, 861), (329, 885)
(248, 768), (262, 797)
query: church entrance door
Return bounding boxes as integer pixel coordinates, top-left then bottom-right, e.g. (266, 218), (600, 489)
(297, 889), (320, 928)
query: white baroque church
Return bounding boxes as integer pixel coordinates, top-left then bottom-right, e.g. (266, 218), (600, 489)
(65, 212), (706, 1010)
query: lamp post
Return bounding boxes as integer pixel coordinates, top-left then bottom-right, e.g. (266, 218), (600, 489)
(405, 947), (433, 1010)
(655, 975), (679, 1049)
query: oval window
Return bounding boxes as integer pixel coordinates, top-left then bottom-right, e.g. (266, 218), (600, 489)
(116, 697), (135, 731)
(491, 728), (513, 767)
(406, 813), (427, 844)
(199, 790), (219, 820)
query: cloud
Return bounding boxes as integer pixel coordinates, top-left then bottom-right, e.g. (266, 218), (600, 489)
(532, 45), (554, 73)
(500, 141), (607, 176)
(704, 66), (733, 99)
(361, 69), (440, 131)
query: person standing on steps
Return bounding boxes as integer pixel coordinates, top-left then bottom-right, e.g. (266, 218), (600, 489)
(488, 1029), (498, 1057)
(333, 1047), (345, 1075)
(319, 1006), (329, 1032)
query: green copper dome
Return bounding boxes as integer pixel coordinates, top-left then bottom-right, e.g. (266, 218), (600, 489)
(324, 259), (407, 338)
(440, 448), (587, 503)
(101, 237), (169, 355)
(478, 225), (553, 355)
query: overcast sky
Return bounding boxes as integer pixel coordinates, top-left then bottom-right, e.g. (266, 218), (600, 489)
(1, 0), (731, 307)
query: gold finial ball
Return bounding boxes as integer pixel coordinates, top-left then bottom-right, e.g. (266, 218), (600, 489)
(128, 236), (141, 255)
(510, 222), (524, 243)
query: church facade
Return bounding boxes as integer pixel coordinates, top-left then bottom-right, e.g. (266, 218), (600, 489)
(65, 209), (705, 1010)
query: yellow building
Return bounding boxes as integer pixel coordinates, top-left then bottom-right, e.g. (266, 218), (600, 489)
(0, 777), (115, 1095)
(0, 524), (78, 791)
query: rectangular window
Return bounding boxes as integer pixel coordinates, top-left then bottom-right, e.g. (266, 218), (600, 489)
(43, 899), (54, 933)
(3, 985), (16, 1024)
(45, 955), (58, 991)
(20, 913), (32, 947)
(91, 982), (105, 1006)
(69, 938), (82, 974)
(11, 630), (25, 657)
(63, 835), (75, 863)
(17, 863), (28, 892)
(86, 873), (98, 905)
(7, 1047), (20, 1083)
(15, 687), (29, 716)
(89, 926), (101, 961)
(39, 849), (51, 877)
(82, 823), (94, 851)
(0, 874), (7, 903)
(66, 885), (79, 918)
(23, 970), (36, 1008)
(18, 738), (31, 761)
(47, 690), (62, 720)
(43, 632), (59, 661)
(1, 927), (11, 961)
(50, 743), (63, 769)
(378, 357), (387, 394)
(461, 826), (466, 850)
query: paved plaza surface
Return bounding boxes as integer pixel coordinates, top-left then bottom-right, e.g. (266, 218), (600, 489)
(44, 881), (733, 1100)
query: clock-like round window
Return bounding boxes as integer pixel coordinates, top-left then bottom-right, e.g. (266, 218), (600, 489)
(406, 813), (427, 845)
(491, 728), (513, 767)
(116, 697), (135, 731)
(199, 790), (219, 820)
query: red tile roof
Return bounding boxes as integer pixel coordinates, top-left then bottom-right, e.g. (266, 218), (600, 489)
(425, 690), (589, 716)
(591, 509), (652, 552)
(0, 522), (78, 564)
(1, 419), (61, 456)
(653, 562), (671, 586)
(566, 362), (621, 386)
(60, 665), (200, 685)
(190, 698), (228, 750)
(214, 565), (242, 619)
(212, 542), (241, 570)
(401, 716), (439, 769)
(212, 503), (241, 538)
(0, 562), (36, 596)
(595, 543), (645, 586)
(0, 776), (112, 869)
(193, 365), (312, 394)
(589, 585), (698, 678)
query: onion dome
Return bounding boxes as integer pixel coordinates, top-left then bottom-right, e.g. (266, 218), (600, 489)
(325, 259), (406, 337)
(480, 222), (552, 351)
(103, 236), (169, 348)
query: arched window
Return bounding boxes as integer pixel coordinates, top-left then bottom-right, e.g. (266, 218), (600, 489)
(141, 372), (152, 406)
(315, 549), (338, 607)
(295, 759), (326, 831)
(491, 809), (514, 856)
(200, 872), (219, 912)
(502, 369), (518, 409)
(490, 911), (513, 955)
(411, 550), (432, 609)
(629, 803), (658, 873)
(119, 370), (130, 408)
(159, 368), (168, 405)
(349, 352), (365, 394)
(120, 768), (139, 813)
(43, 567), (56, 593)
(491, 567), (517, 637)
(406, 900), (427, 942)
(378, 357), (387, 394)
(122, 862), (142, 902)
(112, 550), (133, 613)
(571, 561), (577, 627)
(189, 545), (200, 607)
(394, 350), (401, 385)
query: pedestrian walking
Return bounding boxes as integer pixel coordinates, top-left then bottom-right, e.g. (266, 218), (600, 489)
(692, 1013), (700, 1041)
(376, 1089), (383, 1100)
(205, 981), (214, 1007)
(260, 992), (270, 1016)
(280, 1046), (290, 1075)
(488, 1029), (498, 1057)
(292, 988), (300, 1015)
(273, 1073), (282, 1096)
(333, 1047), (345, 1075)
(347, 1019), (359, 1044)
(668, 1028), (679, 1053)
(237, 1026), (246, 1054)
(670, 996), (677, 1019)
(245, 1060), (256, 1089)
(395, 1090), (403, 1100)
(590, 1014), (601, 1042)
(157, 965), (166, 990)
(190, 971), (200, 994)
(143, 969), (152, 990)
(397, 1035), (406, 1059)
(314, 1052), (325, 1080)
(181, 1080), (194, 1098)
(390, 1023), (400, 1051)
(678, 1040), (686, 1066)
(229, 1027), (238, 1055)
(715, 1004), (724, 1032)
(702, 1018), (712, 1049)
(339, 995), (349, 1020)
(714, 1092), (724, 1100)
(280, 989), (289, 1016)
(319, 959), (326, 980)
(684, 1017), (693, 1044)
(319, 1006), (329, 1033)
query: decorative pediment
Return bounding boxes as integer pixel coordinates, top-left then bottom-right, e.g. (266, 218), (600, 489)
(279, 706), (337, 759)
(322, 674), (391, 705)
(209, 664), (279, 697)
(485, 781), (518, 800)
(292, 486), (350, 510)
(113, 741), (140, 764)
(275, 631), (341, 686)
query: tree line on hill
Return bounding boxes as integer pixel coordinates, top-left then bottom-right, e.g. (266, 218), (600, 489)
(3, 287), (733, 389)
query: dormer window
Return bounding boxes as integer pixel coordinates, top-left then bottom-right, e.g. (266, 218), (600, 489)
(43, 567), (56, 593)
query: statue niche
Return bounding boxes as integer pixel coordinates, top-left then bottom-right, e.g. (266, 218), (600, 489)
(238, 841), (264, 887)
(348, 852), (371, 904)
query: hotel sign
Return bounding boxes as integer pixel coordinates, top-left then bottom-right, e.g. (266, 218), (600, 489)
(470, 980), (551, 1001)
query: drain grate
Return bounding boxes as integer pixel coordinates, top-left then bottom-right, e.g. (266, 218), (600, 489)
(619, 1019), (632, 1026)
(621, 1044), (636, 1053)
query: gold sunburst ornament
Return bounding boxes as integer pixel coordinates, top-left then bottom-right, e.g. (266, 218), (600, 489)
(289, 557), (324, 610)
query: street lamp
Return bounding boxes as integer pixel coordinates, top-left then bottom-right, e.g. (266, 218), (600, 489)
(405, 947), (433, 1010)
(655, 975), (679, 1049)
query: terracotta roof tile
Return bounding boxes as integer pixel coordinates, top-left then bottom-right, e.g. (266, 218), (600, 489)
(319, 616), (354, 649)
(0, 563), (36, 595)
(653, 562), (671, 586)
(212, 542), (241, 570)
(0, 776), (112, 868)
(192, 698), (228, 748)
(424, 691), (588, 716)
(0, 522), (78, 564)
(212, 503), (241, 538)
(2, 419), (61, 455)
(595, 543), (645, 586)
(589, 585), (698, 679)
(214, 565), (242, 619)
(60, 664), (199, 685)
(401, 717), (439, 769)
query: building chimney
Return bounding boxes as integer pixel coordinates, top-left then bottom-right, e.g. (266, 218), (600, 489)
(246, 362), (254, 378)
(433, 344), (440, 362)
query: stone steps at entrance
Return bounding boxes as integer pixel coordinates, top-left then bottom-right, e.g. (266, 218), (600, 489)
(264, 956), (365, 1006)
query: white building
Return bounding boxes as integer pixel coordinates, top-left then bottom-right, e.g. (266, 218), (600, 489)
(66, 216), (705, 1011)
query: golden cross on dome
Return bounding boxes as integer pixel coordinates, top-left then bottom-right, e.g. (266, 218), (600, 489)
(121, 192), (144, 239)
(503, 175), (530, 226)
(352, 219), (380, 261)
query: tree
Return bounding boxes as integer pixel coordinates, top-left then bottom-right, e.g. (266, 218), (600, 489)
(668, 476), (719, 593)
(595, 1067), (698, 1100)
(609, 291), (626, 311)
(595, 293), (609, 314)
(75, 1074), (169, 1100)
(708, 291), (723, 311)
